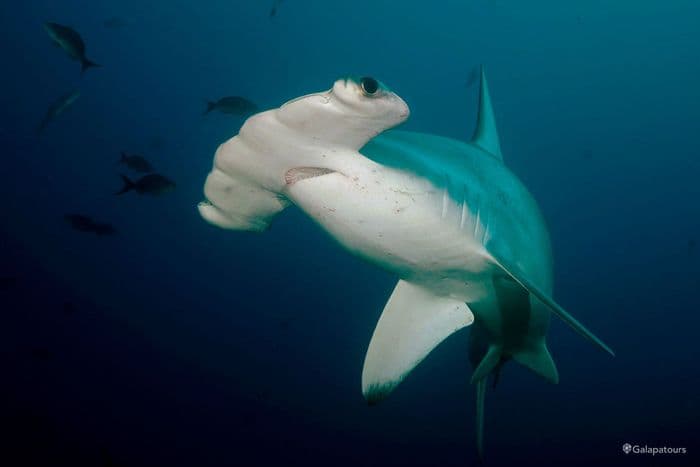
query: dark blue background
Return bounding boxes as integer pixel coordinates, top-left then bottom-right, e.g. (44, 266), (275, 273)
(1, 1), (698, 465)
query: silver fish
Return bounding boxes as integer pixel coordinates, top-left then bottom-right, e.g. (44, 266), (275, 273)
(44, 22), (100, 74)
(38, 90), (80, 135)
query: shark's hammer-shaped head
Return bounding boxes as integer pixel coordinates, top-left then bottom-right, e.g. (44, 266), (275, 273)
(327, 76), (410, 141)
(198, 76), (408, 231)
(275, 76), (409, 151)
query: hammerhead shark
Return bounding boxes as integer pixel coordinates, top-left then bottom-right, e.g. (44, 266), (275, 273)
(198, 71), (614, 456)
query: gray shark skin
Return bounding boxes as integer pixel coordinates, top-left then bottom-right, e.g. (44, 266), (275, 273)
(197, 73), (614, 457)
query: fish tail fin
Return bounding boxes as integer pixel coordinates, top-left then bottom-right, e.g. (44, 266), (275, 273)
(81, 58), (100, 74)
(203, 101), (216, 115)
(36, 118), (49, 137)
(116, 174), (135, 195)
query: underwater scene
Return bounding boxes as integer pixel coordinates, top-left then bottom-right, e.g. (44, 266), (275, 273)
(1, 1), (699, 466)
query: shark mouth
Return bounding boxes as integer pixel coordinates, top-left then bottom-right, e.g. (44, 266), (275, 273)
(284, 167), (337, 185)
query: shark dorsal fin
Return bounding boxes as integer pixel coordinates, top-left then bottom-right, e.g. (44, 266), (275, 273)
(471, 67), (503, 161)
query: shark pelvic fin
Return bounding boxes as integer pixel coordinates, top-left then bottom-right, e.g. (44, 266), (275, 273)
(490, 256), (615, 357)
(362, 280), (474, 404)
(471, 67), (503, 161)
(513, 343), (559, 384)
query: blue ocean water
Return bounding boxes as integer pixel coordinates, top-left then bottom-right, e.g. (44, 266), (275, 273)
(1, 1), (699, 465)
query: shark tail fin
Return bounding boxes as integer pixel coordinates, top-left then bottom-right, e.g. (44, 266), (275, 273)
(81, 58), (100, 74)
(203, 101), (216, 115)
(475, 377), (487, 460)
(469, 344), (507, 460)
(116, 174), (135, 195)
(468, 343), (557, 459)
(37, 116), (50, 136)
(471, 66), (503, 161)
(512, 343), (559, 384)
(470, 344), (502, 384)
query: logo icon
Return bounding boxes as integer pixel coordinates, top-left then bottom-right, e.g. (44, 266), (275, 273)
(623, 443), (633, 454)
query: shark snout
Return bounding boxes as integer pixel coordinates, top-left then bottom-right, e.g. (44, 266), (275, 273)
(331, 77), (409, 126)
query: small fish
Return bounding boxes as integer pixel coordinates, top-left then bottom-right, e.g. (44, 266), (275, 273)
(118, 151), (154, 173)
(465, 66), (479, 88)
(44, 22), (100, 74)
(64, 214), (117, 236)
(116, 173), (175, 196)
(103, 16), (129, 29)
(269, 0), (285, 18)
(38, 90), (80, 135)
(204, 96), (258, 116)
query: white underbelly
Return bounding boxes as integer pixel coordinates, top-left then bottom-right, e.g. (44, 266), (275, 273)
(285, 168), (495, 302)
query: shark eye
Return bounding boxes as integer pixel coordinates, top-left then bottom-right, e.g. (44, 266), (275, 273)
(360, 77), (379, 96)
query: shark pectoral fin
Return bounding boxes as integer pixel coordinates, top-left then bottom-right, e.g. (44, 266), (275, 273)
(512, 344), (559, 384)
(490, 257), (615, 356)
(362, 280), (474, 404)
